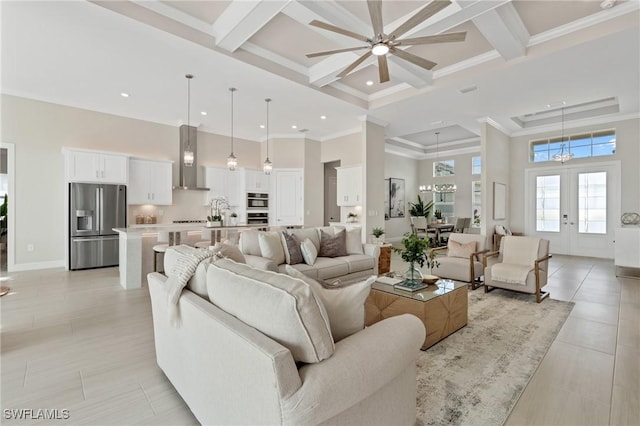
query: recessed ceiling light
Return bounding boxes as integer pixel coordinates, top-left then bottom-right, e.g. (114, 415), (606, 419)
(200, 111), (207, 116)
(260, 124), (265, 129)
(366, 80), (374, 86)
(120, 92), (129, 98)
(430, 120), (444, 126)
(320, 115), (327, 120)
(546, 100), (566, 109)
(291, 125), (297, 129)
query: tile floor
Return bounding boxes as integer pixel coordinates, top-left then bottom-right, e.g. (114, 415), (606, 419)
(1, 254), (638, 425)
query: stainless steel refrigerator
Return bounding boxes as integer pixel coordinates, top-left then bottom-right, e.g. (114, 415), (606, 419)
(69, 183), (126, 270)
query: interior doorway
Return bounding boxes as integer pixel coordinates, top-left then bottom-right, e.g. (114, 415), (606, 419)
(324, 161), (340, 226)
(525, 161), (620, 258)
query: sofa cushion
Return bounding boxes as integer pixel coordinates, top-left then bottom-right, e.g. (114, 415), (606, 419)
(281, 232), (303, 265)
(301, 238), (318, 265)
(291, 228), (321, 251)
(258, 231), (285, 265)
(285, 265), (375, 342)
(278, 262), (318, 280)
(239, 230), (261, 256)
(345, 228), (364, 255)
(164, 248), (211, 300)
(447, 239), (476, 259)
(335, 254), (375, 274)
(318, 230), (347, 258)
(207, 258), (334, 363)
(211, 242), (246, 264)
(313, 257), (350, 280)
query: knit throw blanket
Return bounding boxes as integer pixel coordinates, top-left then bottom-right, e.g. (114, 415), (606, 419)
(165, 245), (213, 327)
(492, 237), (541, 285)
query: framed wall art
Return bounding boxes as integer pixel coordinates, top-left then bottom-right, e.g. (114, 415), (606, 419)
(389, 178), (405, 218)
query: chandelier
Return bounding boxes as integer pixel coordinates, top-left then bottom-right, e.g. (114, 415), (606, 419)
(420, 132), (456, 193)
(552, 106), (573, 164)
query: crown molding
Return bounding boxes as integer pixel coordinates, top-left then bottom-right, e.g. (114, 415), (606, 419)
(510, 112), (640, 137)
(357, 115), (388, 127)
(319, 127), (361, 142)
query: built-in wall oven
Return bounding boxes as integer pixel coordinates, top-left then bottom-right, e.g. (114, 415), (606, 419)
(247, 193), (269, 210)
(247, 212), (269, 225)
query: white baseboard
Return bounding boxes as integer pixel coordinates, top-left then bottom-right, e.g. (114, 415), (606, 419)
(9, 259), (65, 272)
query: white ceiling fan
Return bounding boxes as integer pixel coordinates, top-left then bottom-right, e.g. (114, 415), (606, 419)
(306, 0), (466, 83)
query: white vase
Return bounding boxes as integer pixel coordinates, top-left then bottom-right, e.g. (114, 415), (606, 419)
(206, 221), (221, 228)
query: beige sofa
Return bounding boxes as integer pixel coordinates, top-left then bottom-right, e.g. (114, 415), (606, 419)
(147, 255), (425, 425)
(239, 226), (380, 283)
(429, 233), (491, 289)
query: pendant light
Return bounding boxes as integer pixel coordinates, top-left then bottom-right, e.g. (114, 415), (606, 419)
(422, 132), (456, 193)
(227, 87), (238, 171)
(183, 74), (194, 167)
(552, 106), (573, 164)
(263, 98), (273, 175)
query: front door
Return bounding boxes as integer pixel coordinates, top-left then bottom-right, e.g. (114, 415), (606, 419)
(525, 161), (619, 258)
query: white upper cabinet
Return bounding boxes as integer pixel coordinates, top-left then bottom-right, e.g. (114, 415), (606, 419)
(245, 169), (270, 193)
(128, 158), (173, 205)
(66, 149), (128, 184)
(204, 166), (243, 207)
(336, 165), (362, 206)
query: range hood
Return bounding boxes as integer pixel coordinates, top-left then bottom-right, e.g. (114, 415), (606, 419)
(175, 124), (209, 191)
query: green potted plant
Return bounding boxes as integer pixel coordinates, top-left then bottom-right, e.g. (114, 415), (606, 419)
(371, 227), (385, 244)
(393, 232), (439, 284)
(408, 194), (433, 218)
(434, 209), (443, 223)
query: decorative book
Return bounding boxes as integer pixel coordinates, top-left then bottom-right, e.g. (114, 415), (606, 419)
(394, 280), (428, 292)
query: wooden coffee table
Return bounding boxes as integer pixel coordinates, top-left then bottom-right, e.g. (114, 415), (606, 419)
(365, 278), (468, 350)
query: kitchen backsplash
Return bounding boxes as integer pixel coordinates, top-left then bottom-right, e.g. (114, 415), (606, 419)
(128, 190), (211, 225)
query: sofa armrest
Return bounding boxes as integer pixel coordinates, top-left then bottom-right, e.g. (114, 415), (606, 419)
(282, 314), (425, 425)
(363, 243), (380, 273)
(243, 254), (279, 272)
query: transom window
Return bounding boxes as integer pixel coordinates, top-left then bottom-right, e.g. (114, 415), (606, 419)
(530, 130), (615, 163)
(433, 192), (455, 218)
(471, 156), (481, 175)
(434, 160), (454, 177)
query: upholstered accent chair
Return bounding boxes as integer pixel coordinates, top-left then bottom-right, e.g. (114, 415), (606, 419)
(484, 236), (552, 303)
(429, 233), (490, 289)
(410, 216), (436, 244)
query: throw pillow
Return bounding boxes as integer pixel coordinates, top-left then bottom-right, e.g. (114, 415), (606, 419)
(208, 259), (334, 363)
(281, 232), (304, 265)
(238, 230), (261, 256)
(258, 231), (285, 265)
(285, 265), (375, 342)
(448, 239), (477, 259)
(291, 228), (321, 251)
(345, 228), (364, 255)
(300, 238), (318, 265)
(211, 242), (246, 264)
(318, 230), (347, 258)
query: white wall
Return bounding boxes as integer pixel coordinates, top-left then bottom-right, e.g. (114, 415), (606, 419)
(321, 131), (361, 165)
(509, 117), (640, 233)
(385, 153), (419, 241)
(1, 94), (260, 268)
(481, 122), (511, 235)
(304, 138), (323, 227)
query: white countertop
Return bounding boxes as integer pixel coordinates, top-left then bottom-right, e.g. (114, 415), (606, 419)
(113, 223), (264, 234)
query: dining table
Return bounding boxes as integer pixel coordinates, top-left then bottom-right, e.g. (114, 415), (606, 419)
(427, 223), (455, 245)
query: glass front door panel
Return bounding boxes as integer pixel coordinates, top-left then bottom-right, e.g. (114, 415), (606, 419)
(536, 175), (560, 232)
(578, 172), (607, 234)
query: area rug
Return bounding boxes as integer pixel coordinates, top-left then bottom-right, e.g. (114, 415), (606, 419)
(415, 289), (574, 426)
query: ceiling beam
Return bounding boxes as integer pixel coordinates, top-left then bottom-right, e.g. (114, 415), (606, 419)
(472, 2), (529, 60)
(213, 0), (290, 52)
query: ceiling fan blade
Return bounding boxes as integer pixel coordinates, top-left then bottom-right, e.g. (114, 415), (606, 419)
(309, 20), (370, 42)
(390, 0), (451, 38)
(337, 51), (373, 79)
(367, 0), (384, 36)
(306, 46), (369, 58)
(378, 55), (390, 83)
(398, 31), (466, 46)
(390, 47), (437, 70)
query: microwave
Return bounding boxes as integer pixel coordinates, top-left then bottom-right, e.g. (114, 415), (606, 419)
(247, 193), (269, 209)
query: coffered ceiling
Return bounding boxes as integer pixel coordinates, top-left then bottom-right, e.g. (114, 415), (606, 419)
(2, 1), (639, 158)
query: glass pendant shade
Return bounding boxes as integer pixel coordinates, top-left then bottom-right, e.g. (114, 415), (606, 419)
(263, 158), (272, 175)
(228, 87), (238, 171)
(184, 74), (194, 167)
(183, 149), (194, 167)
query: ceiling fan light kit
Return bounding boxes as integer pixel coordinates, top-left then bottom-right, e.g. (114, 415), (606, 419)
(306, 0), (467, 83)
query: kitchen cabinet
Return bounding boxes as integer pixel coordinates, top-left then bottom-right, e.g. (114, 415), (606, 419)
(66, 149), (128, 184)
(128, 158), (173, 205)
(204, 166), (242, 207)
(272, 169), (303, 226)
(336, 165), (362, 206)
(245, 169), (270, 193)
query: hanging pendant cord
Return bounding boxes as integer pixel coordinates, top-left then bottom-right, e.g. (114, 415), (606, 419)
(230, 88), (234, 155)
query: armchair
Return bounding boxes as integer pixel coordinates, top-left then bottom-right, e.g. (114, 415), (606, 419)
(429, 233), (490, 289)
(483, 236), (551, 303)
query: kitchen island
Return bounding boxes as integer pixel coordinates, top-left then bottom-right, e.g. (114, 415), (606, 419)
(113, 224), (266, 290)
